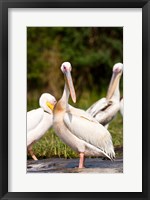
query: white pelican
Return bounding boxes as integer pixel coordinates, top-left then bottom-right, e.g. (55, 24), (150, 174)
(120, 97), (123, 117)
(27, 93), (57, 160)
(53, 62), (115, 168)
(86, 63), (123, 128)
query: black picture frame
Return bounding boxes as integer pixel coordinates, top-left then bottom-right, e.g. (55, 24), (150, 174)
(0, 0), (150, 199)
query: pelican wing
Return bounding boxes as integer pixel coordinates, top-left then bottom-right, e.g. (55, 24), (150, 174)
(86, 98), (112, 117)
(94, 102), (120, 125)
(27, 108), (44, 132)
(68, 105), (99, 123)
(27, 112), (53, 146)
(63, 113), (115, 159)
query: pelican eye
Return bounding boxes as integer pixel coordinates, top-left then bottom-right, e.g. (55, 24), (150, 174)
(63, 65), (66, 69)
(63, 65), (68, 73)
(46, 101), (54, 110)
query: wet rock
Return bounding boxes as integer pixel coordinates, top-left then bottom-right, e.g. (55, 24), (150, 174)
(27, 158), (123, 173)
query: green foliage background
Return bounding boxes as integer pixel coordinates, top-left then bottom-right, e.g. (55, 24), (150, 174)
(27, 27), (123, 159)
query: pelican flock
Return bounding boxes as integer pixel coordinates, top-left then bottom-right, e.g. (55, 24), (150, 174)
(53, 62), (115, 168)
(27, 93), (57, 160)
(86, 63), (123, 128)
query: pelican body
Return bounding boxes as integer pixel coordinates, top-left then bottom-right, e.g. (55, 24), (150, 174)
(53, 62), (115, 168)
(27, 93), (56, 160)
(120, 97), (123, 117)
(86, 63), (123, 128)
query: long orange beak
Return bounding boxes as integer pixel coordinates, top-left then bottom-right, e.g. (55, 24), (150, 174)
(65, 70), (76, 103)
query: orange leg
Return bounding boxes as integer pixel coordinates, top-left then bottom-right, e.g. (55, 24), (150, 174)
(78, 152), (85, 168)
(28, 144), (38, 161)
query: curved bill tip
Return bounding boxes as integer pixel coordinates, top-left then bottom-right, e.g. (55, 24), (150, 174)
(72, 93), (76, 103)
(69, 82), (76, 103)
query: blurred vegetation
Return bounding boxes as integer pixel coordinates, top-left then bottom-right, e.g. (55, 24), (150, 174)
(27, 27), (123, 159)
(27, 27), (123, 109)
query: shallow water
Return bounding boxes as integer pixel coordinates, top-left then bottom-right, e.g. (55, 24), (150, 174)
(27, 158), (123, 173)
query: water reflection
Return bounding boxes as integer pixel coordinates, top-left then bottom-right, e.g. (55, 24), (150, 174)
(27, 158), (123, 173)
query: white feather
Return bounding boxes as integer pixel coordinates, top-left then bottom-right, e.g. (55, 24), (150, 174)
(86, 63), (123, 127)
(27, 112), (53, 146)
(27, 108), (44, 132)
(86, 98), (111, 117)
(63, 112), (115, 159)
(68, 105), (99, 123)
(27, 93), (56, 147)
(120, 98), (123, 116)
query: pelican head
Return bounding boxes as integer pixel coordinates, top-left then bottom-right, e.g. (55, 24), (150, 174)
(113, 63), (123, 75)
(39, 93), (57, 114)
(106, 63), (123, 100)
(61, 62), (76, 103)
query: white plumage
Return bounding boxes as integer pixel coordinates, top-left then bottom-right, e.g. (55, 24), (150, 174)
(64, 112), (114, 158)
(27, 93), (56, 160)
(53, 62), (115, 168)
(86, 63), (123, 128)
(120, 97), (123, 117)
